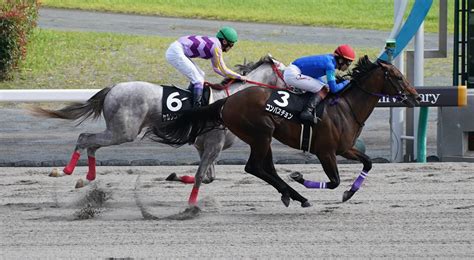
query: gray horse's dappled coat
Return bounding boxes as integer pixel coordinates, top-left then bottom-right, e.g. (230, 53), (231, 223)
(31, 55), (287, 187)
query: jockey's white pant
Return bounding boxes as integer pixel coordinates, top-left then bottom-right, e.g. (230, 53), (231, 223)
(283, 64), (326, 93)
(165, 41), (205, 89)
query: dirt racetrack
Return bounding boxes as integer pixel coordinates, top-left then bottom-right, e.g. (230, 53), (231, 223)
(1, 163), (473, 258)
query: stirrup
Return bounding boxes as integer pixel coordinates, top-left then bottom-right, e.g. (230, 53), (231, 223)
(193, 101), (202, 107)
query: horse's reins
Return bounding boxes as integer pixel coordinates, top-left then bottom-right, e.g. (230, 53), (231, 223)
(205, 62), (289, 97)
(245, 60), (289, 90)
(353, 61), (405, 100)
(341, 61), (405, 128)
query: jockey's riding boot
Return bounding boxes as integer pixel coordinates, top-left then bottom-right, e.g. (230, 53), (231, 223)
(300, 94), (322, 124)
(187, 82), (194, 91)
(193, 87), (203, 107)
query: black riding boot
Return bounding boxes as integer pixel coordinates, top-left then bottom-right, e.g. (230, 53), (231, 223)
(187, 82), (194, 91)
(300, 94), (323, 124)
(193, 87), (203, 107)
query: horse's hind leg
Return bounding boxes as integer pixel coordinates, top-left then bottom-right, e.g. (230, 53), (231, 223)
(244, 138), (302, 207)
(262, 147), (311, 207)
(73, 130), (136, 188)
(62, 148), (81, 175)
(62, 133), (105, 176)
(340, 147), (372, 202)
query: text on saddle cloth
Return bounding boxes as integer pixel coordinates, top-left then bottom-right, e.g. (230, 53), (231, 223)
(264, 89), (325, 123)
(161, 85), (211, 122)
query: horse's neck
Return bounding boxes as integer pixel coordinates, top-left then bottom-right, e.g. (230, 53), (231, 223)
(210, 81), (249, 101)
(341, 79), (382, 125)
(211, 65), (274, 100)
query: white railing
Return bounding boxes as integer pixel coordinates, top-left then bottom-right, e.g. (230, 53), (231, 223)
(0, 89), (100, 102)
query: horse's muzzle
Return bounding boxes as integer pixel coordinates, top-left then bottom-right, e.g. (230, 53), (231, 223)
(402, 94), (421, 107)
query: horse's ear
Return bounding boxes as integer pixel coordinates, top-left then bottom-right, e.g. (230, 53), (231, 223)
(377, 59), (391, 68)
(363, 55), (372, 63)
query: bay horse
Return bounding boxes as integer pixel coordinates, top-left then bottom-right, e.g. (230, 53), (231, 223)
(31, 55), (287, 188)
(147, 56), (421, 207)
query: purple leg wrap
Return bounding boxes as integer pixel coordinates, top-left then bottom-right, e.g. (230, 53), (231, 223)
(303, 180), (327, 189)
(350, 170), (368, 192)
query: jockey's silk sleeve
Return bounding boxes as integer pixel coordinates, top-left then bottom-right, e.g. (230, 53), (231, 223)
(326, 69), (347, 93)
(211, 46), (242, 79)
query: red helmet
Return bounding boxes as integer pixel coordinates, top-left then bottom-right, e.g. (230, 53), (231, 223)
(334, 44), (356, 61)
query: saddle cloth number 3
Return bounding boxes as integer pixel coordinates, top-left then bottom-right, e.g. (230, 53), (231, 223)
(274, 91), (290, 107)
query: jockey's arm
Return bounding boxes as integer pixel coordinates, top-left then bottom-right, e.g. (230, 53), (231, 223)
(211, 60), (226, 77)
(211, 47), (243, 80)
(326, 69), (349, 93)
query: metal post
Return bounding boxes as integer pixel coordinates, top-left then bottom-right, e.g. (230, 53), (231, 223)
(390, 0), (408, 162)
(414, 23), (427, 162)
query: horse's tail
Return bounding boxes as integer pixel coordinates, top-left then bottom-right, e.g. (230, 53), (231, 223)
(30, 87), (112, 125)
(146, 98), (227, 147)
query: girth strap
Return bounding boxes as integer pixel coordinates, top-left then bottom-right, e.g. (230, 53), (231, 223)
(300, 123), (313, 152)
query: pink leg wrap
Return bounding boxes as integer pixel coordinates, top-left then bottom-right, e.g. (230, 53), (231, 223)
(86, 156), (96, 181)
(180, 175), (195, 184)
(188, 187), (199, 206)
(63, 151), (80, 175)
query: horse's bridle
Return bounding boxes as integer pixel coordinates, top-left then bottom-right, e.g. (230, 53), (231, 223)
(353, 61), (407, 102)
(341, 61), (407, 128)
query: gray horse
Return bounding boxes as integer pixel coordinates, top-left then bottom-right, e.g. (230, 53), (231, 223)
(32, 55), (287, 189)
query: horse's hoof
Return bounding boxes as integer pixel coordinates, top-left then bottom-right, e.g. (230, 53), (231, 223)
(185, 205), (201, 215)
(75, 179), (90, 189)
(301, 201), (312, 208)
(281, 195), (290, 207)
(75, 179), (84, 189)
(342, 190), (355, 202)
(289, 171), (303, 182)
(165, 172), (178, 181)
(49, 168), (63, 177)
(202, 177), (214, 184)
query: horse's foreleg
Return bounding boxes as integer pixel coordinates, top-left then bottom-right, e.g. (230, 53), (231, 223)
(341, 148), (372, 202)
(188, 130), (226, 206)
(293, 153), (340, 191)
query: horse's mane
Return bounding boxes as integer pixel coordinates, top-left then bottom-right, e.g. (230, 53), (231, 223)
(331, 55), (378, 97)
(219, 54), (275, 85)
(349, 55), (378, 82)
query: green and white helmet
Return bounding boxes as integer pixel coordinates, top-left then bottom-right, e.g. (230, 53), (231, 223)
(216, 26), (238, 43)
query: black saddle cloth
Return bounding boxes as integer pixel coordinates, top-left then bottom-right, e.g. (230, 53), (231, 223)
(264, 89), (325, 123)
(161, 85), (211, 122)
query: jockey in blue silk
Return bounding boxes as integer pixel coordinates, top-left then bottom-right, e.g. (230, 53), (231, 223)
(283, 44), (356, 124)
(165, 26), (247, 107)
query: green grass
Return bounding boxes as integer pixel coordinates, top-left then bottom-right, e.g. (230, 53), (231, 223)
(41, 0), (453, 33)
(0, 29), (383, 89)
(2, 0), (454, 89)
(1, 29), (452, 90)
